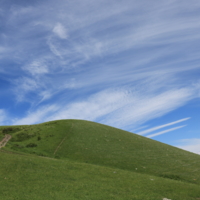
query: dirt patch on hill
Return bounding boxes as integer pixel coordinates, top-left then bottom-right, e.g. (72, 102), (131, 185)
(0, 134), (12, 149)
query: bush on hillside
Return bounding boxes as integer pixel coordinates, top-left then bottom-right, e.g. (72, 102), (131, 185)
(11, 132), (36, 142)
(11, 144), (24, 149)
(160, 174), (182, 181)
(2, 127), (20, 134)
(26, 143), (37, 148)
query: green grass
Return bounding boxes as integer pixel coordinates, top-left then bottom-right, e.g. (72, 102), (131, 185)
(1, 119), (200, 199)
(0, 150), (200, 200)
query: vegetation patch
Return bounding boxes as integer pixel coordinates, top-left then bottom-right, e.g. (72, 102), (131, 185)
(37, 136), (41, 141)
(0, 150), (200, 200)
(11, 132), (36, 142)
(26, 143), (37, 148)
(2, 127), (20, 134)
(11, 144), (24, 150)
(159, 174), (182, 181)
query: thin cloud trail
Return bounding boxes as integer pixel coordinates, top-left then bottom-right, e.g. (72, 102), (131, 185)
(137, 117), (190, 135)
(176, 139), (200, 154)
(146, 125), (186, 138)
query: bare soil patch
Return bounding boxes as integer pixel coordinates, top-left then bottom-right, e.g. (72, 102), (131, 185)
(0, 134), (12, 149)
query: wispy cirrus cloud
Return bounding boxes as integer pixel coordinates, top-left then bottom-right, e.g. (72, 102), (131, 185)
(176, 139), (200, 155)
(0, 109), (8, 125)
(138, 117), (190, 135)
(12, 86), (195, 132)
(0, 0), (200, 140)
(13, 104), (59, 125)
(146, 125), (186, 138)
(99, 87), (194, 129)
(22, 60), (49, 76)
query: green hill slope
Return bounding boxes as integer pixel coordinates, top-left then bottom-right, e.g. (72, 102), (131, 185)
(0, 150), (200, 200)
(2, 119), (200, 185)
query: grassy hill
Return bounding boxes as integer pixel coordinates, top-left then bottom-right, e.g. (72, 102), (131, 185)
(1, 119), (200, 199)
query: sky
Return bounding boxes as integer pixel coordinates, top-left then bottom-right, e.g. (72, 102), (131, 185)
(1, 0), (200, 154)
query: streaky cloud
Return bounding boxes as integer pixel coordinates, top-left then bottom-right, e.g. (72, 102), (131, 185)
(146, 125), (186, 138)
(137, 117), (190, 135)
(12, 87), (193, 132)
(0, 109), (7, 125)
(176, 138), (200, 154)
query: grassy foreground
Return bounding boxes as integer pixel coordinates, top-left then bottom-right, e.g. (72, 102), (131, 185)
(0, 119), (200, 199)
(0, 150), (200, 200)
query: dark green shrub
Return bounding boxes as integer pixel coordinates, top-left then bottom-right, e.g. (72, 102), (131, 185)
(36, 152), (45, 156)
(2, 127), (20, 134)
(26, 143), (37, 148)
(160, 174), (182, 181)
(11, 144), (24, 150)
(54, 155), (60, 159)
(12, 132), (36, 142)
(37, 136), (41, 141)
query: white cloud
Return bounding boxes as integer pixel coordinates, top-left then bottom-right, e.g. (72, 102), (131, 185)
(22, 61), (49, 75)
(176, 139), (200, 155)
(0, 109), (7, 125)
(10, 5), (33, 17)
(38, 91), (53, 103)
(73, 39), (104, 60)
(13, 77), (40, 102)
(146, 125), (186, 138)
(13, 104), (59, 125)
(138, 117), (190, 135)
(0, 46), (7, 53)
(15, 77), (39, 92)
(100, 87), (194, 129)
(46, 39), (63, 58)
(12, 86), (195, 131)
(53, 23), (68, 39)
(11, 89), (132, 125)
(46, 89), (127, 122)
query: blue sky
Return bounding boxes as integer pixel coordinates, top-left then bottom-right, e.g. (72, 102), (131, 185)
(1, 0), (200, 154)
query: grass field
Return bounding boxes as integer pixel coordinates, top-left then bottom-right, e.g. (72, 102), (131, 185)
(1, 119), (200, 199)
